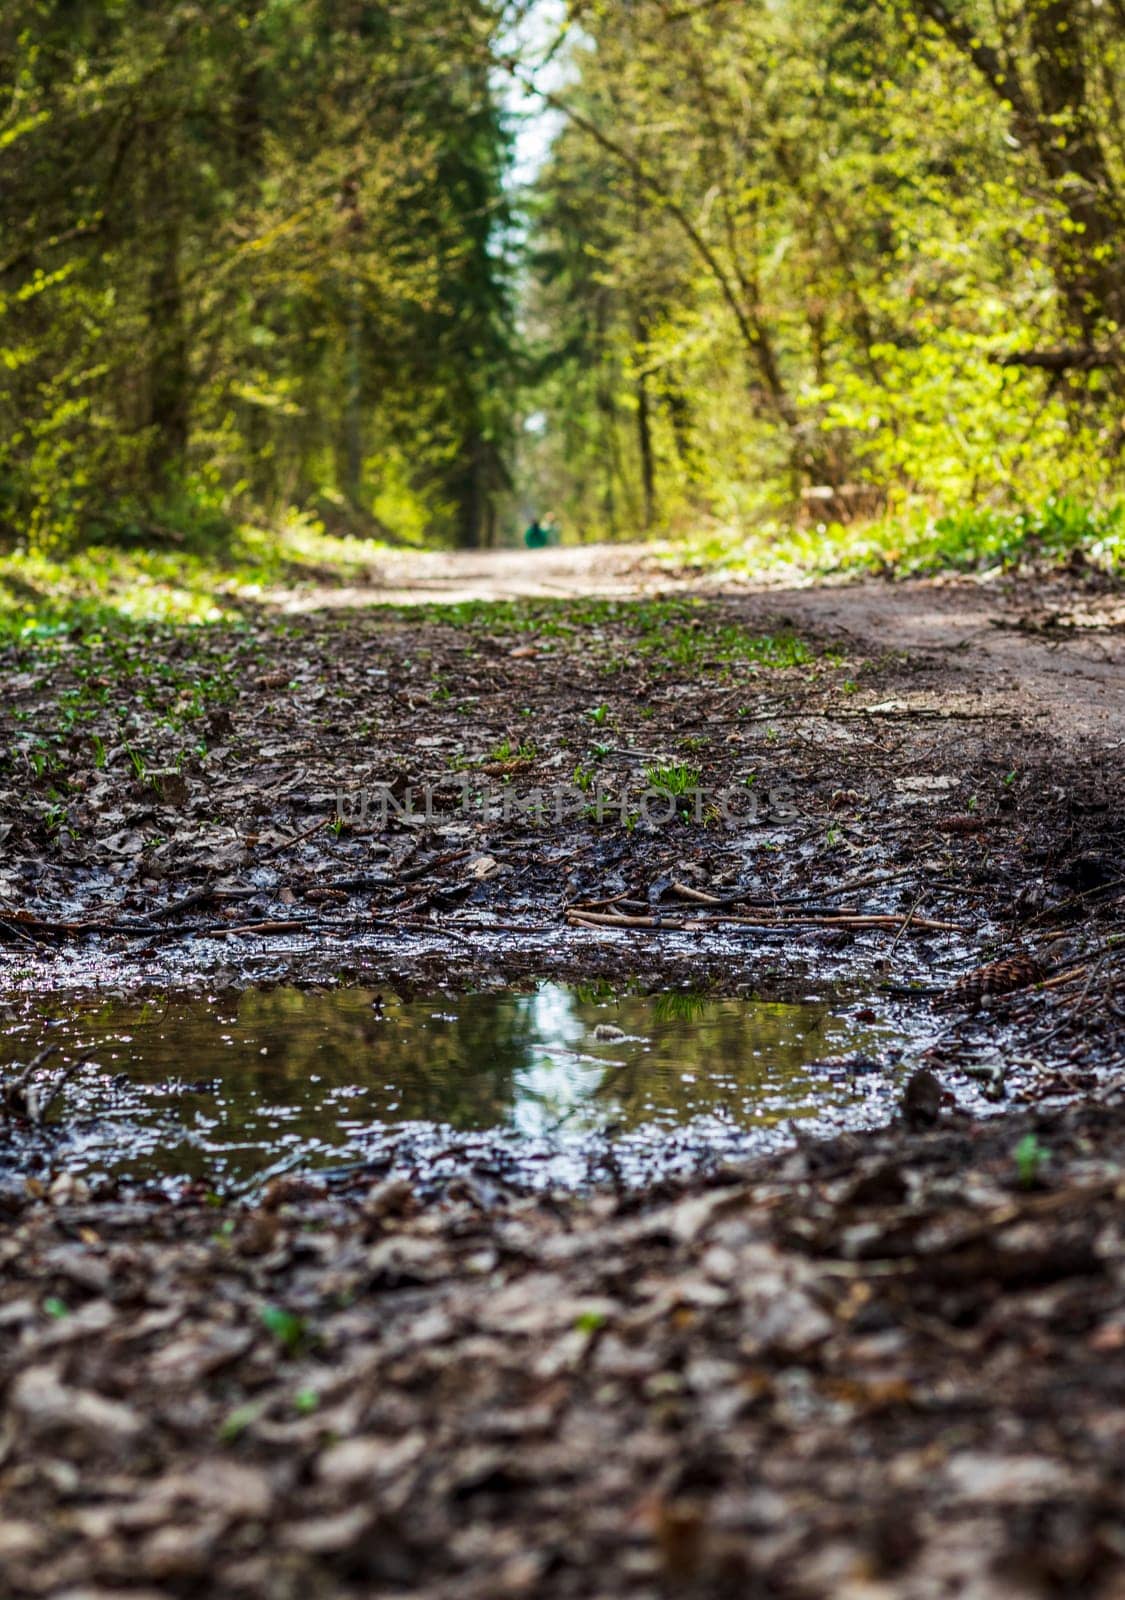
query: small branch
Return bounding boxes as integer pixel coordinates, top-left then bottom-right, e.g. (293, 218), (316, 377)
(254, 815), (331, 862)
(566, 909), (965, 934)
(36, 1049), (99, 1125)
(993, 347), (1121, 372)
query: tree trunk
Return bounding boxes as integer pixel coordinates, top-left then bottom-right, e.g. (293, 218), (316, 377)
(594, 289), (618, 533)
(146, 223), (188, 478)
(456, 433), (484, 549)
(665, 380), (696, 479)
(144, 140), (189, 485)
(342, 280), (364, 505)
(635, 356), (656, 531)
(1029, 0), (1124, 336)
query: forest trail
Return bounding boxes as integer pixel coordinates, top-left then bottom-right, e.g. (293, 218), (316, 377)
(271, 543), (1125, 745)
(3, 542), (1119, 998)
(275, 541), (669, 604)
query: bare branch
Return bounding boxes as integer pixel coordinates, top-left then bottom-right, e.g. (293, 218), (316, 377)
(994, 346), (1122, 371)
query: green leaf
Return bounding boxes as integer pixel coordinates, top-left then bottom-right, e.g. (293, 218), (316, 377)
(219, 1402), (261, 1443)
(260, 1304), (308, 1354)
(574, 1309), (607, 1335)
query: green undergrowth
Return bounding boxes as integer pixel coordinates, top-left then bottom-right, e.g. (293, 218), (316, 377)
(0, 516), (392, 640)
(392, 595), (697, 634)
(398, 596), (816, 674)
(679, 496), (1125, 580)
(7, 492), (1116, 652)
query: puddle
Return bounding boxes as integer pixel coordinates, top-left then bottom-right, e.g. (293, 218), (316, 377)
(0, 983), (919, 1190)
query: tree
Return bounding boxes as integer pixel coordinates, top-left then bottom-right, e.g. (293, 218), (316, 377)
(0, 0), (519, 547)
(908, 0), (1125, 344)
(518, 0), (1124, 533)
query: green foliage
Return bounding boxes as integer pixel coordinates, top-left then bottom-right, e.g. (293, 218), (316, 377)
(521, 0), (1125, 545)
(488, 738), (537, 763)
(1014, 1132), (1049, 1190)
(0, 514), (405, 638)
(218, 1403), (261, 1443)
(259, 1303), (308, 1355)
(927, 499), (1125, 569)
(574, 1309), (608, 1335)
(644, 762), (700, 798)
(686, 496), (1125, 579)
(5, 0), (1124, 564)
(640, 626), (812, 673)
(0, 0), (517, 551)
(651, 992), (709, 1024)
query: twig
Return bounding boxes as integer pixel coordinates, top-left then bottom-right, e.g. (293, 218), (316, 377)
(2, 1046), (97, 1126)
(150, 885), (258, 921)
(888, 890), (927, 957)
(1030, 963), (1091, 993)
(701, 912), (962, 933)
(566, 909), (964, 934)
(669, 881), (724, 904)
(36, 1049), (98, 1124)
(221, 919), (319, 937)
(6, 1044), (59, 1096)
(255, 815), (331, 861)
(567, 911), (686, 930)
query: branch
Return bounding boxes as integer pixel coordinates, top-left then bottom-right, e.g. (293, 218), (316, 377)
(911, 0), (1037, 133)
(994, 346), (1121, 371)
(503, 59), (805, 442)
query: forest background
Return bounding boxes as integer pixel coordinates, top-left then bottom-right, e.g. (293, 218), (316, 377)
(2, 0), (1123, 599)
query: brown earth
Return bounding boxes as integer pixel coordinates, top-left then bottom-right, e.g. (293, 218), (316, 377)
(271, 545), (1125, 742)
(0, 546), (1121, 1080)
(1, 549), (1124, 1598)
(3, 1091), (1125, 1598)
(1, 548), (1120, 1010)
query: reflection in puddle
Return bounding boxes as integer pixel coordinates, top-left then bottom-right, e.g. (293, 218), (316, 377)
(0, 983), (909, 1185)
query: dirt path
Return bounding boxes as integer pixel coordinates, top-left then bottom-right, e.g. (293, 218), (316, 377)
(2, 553), (1125, 1598)
(272, 544), (1125, 744)
(274, 542), (671, 606)
(6, 1090), (1125, 1599)
(770, 573), (1125, 743)
(1, 547), (1120, 999)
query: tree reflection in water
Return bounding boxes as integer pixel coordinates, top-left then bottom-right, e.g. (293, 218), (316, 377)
(0, 983), (903, 1180)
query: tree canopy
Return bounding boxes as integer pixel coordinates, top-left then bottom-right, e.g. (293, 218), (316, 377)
(1, 0), (516, 547)
(523, 0), (1125, 537)
(1, 0), (1122, 548)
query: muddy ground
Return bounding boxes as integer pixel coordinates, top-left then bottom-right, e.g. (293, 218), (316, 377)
(4, 1092), (1125, 1597)
(1, 549), (1124, 1596)
(1, 551), (1122, 1045)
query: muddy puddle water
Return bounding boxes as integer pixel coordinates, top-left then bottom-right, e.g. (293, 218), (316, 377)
(0, 984), (913, 1189)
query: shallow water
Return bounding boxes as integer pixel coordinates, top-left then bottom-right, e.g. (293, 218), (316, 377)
(0, 983), (914, 1188)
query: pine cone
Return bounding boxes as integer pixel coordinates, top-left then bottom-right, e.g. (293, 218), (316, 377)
(937, 954), (1043, 1012)
(936, 813), (985, 835)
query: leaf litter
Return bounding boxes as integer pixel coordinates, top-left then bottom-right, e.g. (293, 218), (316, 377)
(0, 570), (1124, 1594)
(2, 1091), (1125, 1595)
